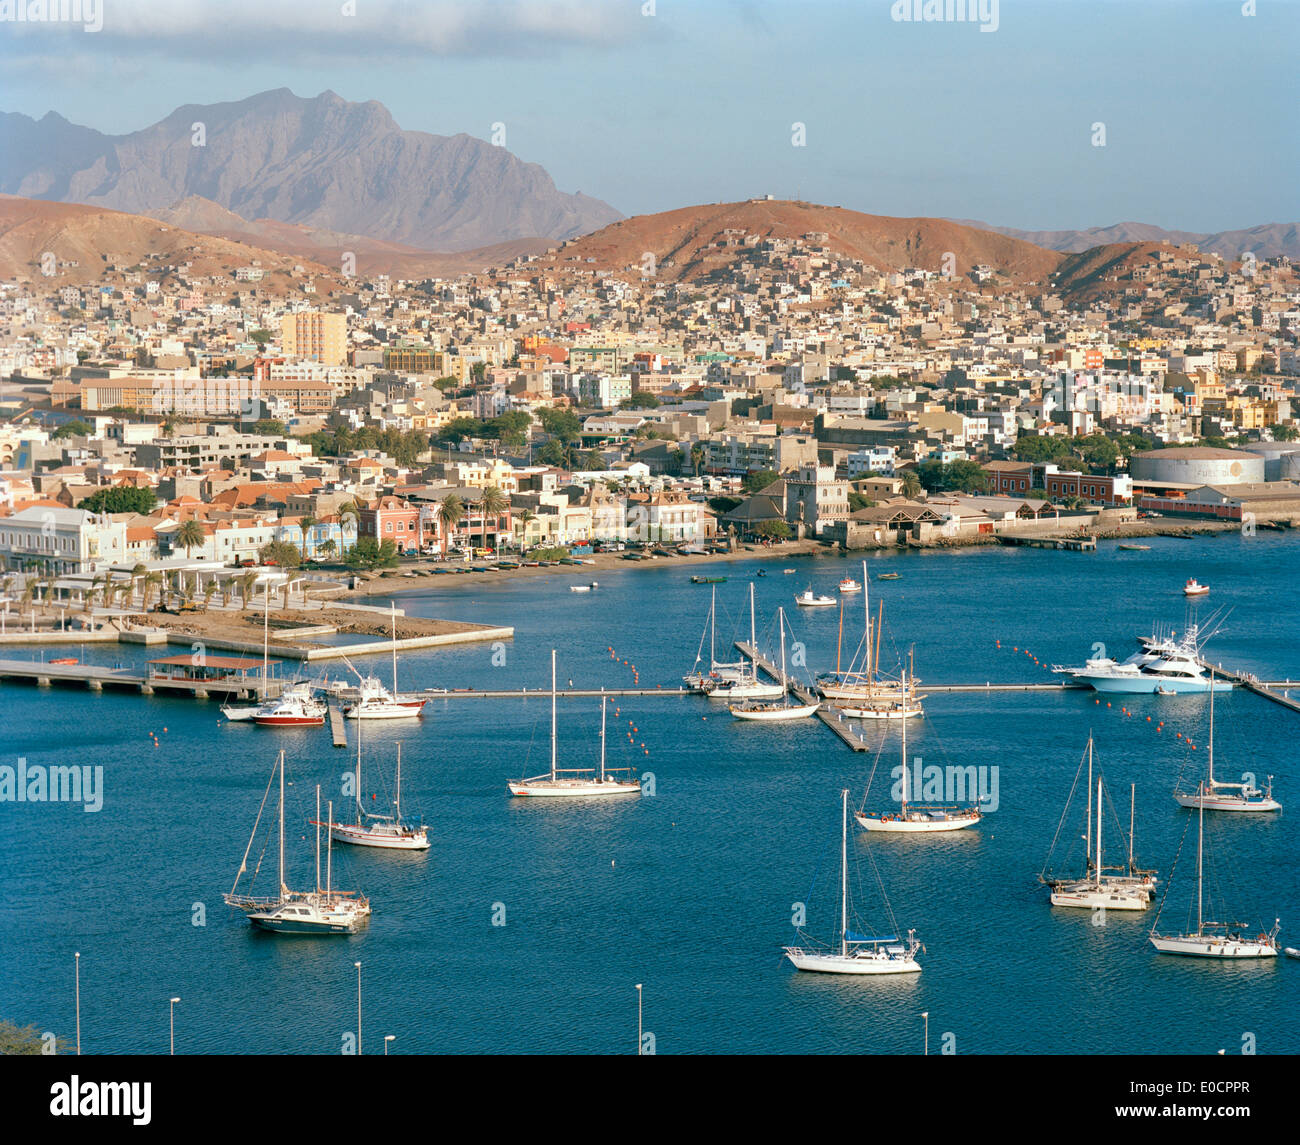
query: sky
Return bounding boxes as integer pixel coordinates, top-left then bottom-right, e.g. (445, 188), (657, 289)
(1, 0), (1297, 234)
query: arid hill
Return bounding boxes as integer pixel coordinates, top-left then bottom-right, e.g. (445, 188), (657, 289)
(528, 199), (1065, 284)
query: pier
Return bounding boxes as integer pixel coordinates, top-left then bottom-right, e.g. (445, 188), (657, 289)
(329, 704), (348, 747)
(0, 656), (282, 700)
(1199, 662), (1300, 714)
(999, 534), (1097, 551)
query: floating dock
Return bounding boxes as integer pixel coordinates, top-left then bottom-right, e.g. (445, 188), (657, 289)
(999, 535), (1097, 551)
(329, 704), (348, 747)
(0, 657), (281, 700)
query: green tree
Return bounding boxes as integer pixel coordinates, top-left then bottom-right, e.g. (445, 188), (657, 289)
(708, 496), (742, 515)
(752, 520), (792, 541)
(900, 470), (923, 500)
(620, 392), (660, 410)
(742, 469), (779, 494)
(318, 538), (337, 559)
(536, 406), (582, 443)
(486, 410), (533, 451)
(435, 417), (486, 444)
(1272, 424), (1298, 442)
(250, 418), (287, 435)
(345, 537), (401, 570)
(52, 419), (94, 439)
(478, 485), (508, 554)
(249, 329), (272, 346)
(239, 570), (258, 610)
(174, 518), (206, 559)
(848, 492), (876, 512)
(0, 1019), (68, 1055)
(77, 486), (157, 515)
(258, 541), (301, 568)
(297, 515), (318, 561)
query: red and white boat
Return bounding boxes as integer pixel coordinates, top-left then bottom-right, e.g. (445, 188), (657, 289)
(838, 577), (862, 593)
(344, 675), (426, 720)
(252, 683), (327, 726)
(1183, 578), (1210, 596)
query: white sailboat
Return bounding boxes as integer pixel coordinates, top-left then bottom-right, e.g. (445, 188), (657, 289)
(343, 606), (427, 720)
(221, 591), (274, 721)
(320, 718), (430, 850)
(854, 684), (981, 833)
(224, 753), (371, 934)
(704, 583), (785, 701)
(1173, 667), (1280, 812)
(817, 564), (923, 719)
(1149, 790), (1280, 958)
(684, 584), (749, 691)
(508, 654), (642, 798)
(784, 788), (923, 975)
(1041, 738), (1156, 908)
(730, 607), (820, 721)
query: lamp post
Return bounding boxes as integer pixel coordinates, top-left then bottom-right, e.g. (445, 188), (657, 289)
(636, 984), (643, 1056)
(354, 962), (362, 1055)
(384, 1034), (395, 1055)
(921, 1011), (929, 1056)
(74, 952), (80, 1056)
(169, 997), (180, 1055)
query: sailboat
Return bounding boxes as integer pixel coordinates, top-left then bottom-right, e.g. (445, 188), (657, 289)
(507, 654), (642, 798)
(224, 753), (371, 934)
(784, 788), (923, 975)
(730, 607), (820, 721)
(344, 605), (427, 720)
(854, 682), (981, 832)
(221, 591), (274, 721)
(1041, 738), (1156, 908)
(683, 584), (749, 692)
(703, 583), (785, 701)
(319, 721), (430, 850)
(1149, 790), (1281, 958)
(1173, 667), (1280, 812)
(817, 563), (922, 719)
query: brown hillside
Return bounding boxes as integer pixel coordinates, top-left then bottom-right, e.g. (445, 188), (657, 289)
(531, 199), (1065, 284)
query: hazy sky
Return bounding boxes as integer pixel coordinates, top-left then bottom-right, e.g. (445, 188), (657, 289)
(2, 0), (1296, 233)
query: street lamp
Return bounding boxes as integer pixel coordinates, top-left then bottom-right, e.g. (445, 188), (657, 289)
(921, 1011), (929, 1056)
(354, 962), (362, 1056)
(384, 1034), (395, 1055)
(169, 997), (180, 1055)
(635, 984), (643, 1056)
(74, 953), (80, 1056)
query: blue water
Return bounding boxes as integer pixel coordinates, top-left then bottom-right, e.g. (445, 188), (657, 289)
(2, 533), (1297, 1055)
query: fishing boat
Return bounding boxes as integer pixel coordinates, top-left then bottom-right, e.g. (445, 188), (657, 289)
(730, 608), (820, 721)
(876, 572), (901, 580)
(784, 788), (923, 975)
(252, 682), (327, 726)
(691, 575), (727, 584)
(1041, 738), (1157, 907)
(342, 607), (427, 720)
(1173, 668), (1280, 812)
(570, 584), (591, 592)
(817, 565), (923, 719)
(702, 584), (786, 701)
(838, 577), (862, 593)
(224, 754), (370, 934)
(795, 588), (836, 607)
(1149, 789), (1280, 958)
(1184, 578), (1210, 596)
(782, 568), (796, 574)
(854, 688), (980, 832)
(507, 654), (641, 798)
(319, 727), (429, 849)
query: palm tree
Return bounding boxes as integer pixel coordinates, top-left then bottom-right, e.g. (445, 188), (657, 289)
(239, 570), (258, 611)
(690, 443), (706, 477)
(900, 470), (923, 500)
(129, 563), (147, 608)
(479, 485), (507, 556)
(84, 574), (103, 614)
(174, 518), (206, 560)
(318, 538), (336, 560)
(336, 500), (363, 557)
(436, 493), (465, 558)
(516, 508), (536, 549)
(202, 580), (218, 612)
(297, 514), (318, 562)
(141, 571), (164, 612)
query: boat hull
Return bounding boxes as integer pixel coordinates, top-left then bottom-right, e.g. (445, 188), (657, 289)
(220, 706), (261, 721)
(1173, 792), (1280, 812)
(833, 704), (923, 720)
(1075, 674), (1231, 694)
(328, 825), (430, 850)
(252, 714), (325, 726)
(705, 683), (785, 701)
(784, 949), (921, 975)
(343, 701), (426, 720)
(730, 703), (820, 721)
(1149, 934), (1277, 958)
(1050, 886), (1150, 910)
(248, 914), (365, 934)
(855, 811), (980, 833)
(508, 780), (641, 798)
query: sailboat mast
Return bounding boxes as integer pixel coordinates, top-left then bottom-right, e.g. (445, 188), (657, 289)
(395, 743), (402, 822)
(550, 649), (558, 783)
(874, 601), (883, 685)
(600, 689), (607, 782)
(1085, 737), (1093, 869)
(278, 750), (285, 897)
(840, 787), (849, 958)
(749, 582), (757, 675)
(1207, 666), (1215, 788)
(262, 591), (269, 693)
(1128, 783), (1136, 875)
(836, 598), (843, 676)
(900, 677), (909, 815)
(327, 800), (333, 900)
(779, 608), (787, 690)
(1196, 790), (1204, 934)
(710, 586), (715, 668)
(391, 604), (398, 696)
(355, 699), (363, 828)
(315, 784), (321, 894)
(863, 563), (870, 680)
(1094, 777), (1103, 890)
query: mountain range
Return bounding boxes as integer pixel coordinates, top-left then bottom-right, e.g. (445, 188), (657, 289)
(951, 219), (1299, 262)
(0, 88), (620, 252)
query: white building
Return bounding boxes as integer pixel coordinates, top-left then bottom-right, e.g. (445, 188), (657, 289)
(0, 507), (128, 575)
